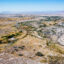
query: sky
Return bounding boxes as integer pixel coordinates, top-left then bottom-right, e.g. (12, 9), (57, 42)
(0, 0), (64, 12)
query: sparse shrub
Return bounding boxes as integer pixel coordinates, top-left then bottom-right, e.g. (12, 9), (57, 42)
(43, 35), (47, 38)
(0, 40), (3, 44)
(46, 41), (64, 54)
(18, 54), (23, 56)
(35, 52), (44, 57)
(46, 41), (52, 46)
(48, 56), (64, 64)
(14, 48), (18, 51)
(19, 30), (22, 33)
(7, 34), (15, 38)
(19, 46), (25, 50)
(15, 33), (20, 36)
(2, 34), (15, 39)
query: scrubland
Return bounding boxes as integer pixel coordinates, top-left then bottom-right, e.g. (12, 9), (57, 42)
(0, 15), (64, 64)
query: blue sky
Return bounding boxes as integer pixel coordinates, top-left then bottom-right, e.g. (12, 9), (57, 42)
(0, 0), (64, 12)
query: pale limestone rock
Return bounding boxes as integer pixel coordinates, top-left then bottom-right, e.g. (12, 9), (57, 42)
(58, 35), (64, 45)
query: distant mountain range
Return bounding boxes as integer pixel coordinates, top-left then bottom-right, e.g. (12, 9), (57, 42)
(0, 11), (64, 16)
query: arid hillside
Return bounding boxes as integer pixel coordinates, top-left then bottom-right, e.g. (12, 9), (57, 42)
(0, 15), (64, 64)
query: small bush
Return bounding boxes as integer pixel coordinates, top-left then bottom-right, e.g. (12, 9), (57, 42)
(19, 46), (25, 50)
(18, 54), (23, 56)
(0, 40), (3, 44)
(35, 52), (44, 57)
(2, 34), (15, 39)
(14, 48), (18, 51)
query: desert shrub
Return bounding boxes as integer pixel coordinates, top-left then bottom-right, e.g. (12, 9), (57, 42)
(0, 40), (3, 44)
(18, 54), (23, 56)
(2, 34), (15, 39)
(46, 41), (52, 46)
(35, 52), (44, 57)
(19, 46), (25, 50)
(14, 48), (18, 51)
(15, 33), (20, 36)
(19, 30), (22, 33)
(7, 34), (15, 38)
